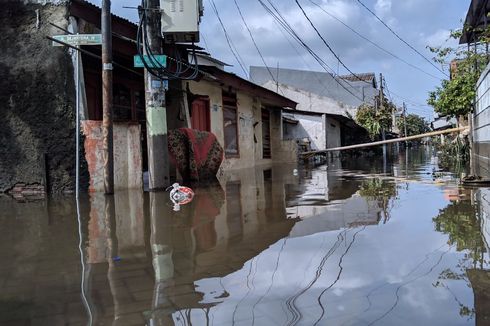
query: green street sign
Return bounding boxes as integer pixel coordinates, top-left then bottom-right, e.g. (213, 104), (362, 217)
(52, 34), (102, 46)
(134, 55), (167, 68)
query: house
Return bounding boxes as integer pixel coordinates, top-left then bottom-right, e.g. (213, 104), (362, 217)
(250, 66), (374, 153)
(0, 0), (298, 194)
(177, 65), (298, 171)
(460, 0), (490, 177)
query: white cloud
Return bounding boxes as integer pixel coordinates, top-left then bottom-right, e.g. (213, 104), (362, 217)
(375, 0), (392, 18)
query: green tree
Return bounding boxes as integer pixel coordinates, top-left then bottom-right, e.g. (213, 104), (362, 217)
(397, 114), (430, 138)
(427, 28), (489, 118)
(356, 95), (395, 140)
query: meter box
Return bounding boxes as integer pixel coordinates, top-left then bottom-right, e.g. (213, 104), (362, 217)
(160, 0), (203, 43)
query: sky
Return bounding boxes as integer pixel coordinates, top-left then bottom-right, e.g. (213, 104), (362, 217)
(90, 0), (471, 121)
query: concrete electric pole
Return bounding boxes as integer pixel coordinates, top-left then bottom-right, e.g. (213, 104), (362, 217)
(403, 102), (408, 146)
(101, 0), (114, 194)
(143, 0), (170, 190)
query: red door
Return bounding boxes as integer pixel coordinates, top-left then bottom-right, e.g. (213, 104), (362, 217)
(191, 98), (210, 132)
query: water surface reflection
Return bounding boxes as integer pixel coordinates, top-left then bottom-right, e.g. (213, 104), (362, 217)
(0, 148), (489, 325)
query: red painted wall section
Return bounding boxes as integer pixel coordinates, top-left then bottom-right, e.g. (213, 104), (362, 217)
(82, 121), (143, 192)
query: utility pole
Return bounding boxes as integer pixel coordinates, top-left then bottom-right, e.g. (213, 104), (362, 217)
(144, 0), (170, 190)
(402, 102), (408, 146)
(379, 73), (387, 159)
(101, 0), (114, 194)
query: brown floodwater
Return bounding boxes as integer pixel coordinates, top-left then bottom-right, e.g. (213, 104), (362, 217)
(1, 148), (490, 326)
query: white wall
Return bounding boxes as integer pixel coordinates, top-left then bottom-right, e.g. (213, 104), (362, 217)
(475, 63), (490, 142)
(262, 81), (356, 117)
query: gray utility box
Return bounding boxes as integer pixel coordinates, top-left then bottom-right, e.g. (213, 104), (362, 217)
(161, 0), (203, 43)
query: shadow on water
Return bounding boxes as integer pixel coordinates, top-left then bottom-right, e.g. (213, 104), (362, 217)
(0, 147), (490, 325)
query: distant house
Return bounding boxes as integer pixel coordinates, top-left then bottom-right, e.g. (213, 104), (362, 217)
(250, 66), (374, 152)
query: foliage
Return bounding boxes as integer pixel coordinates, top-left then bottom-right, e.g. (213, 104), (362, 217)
(436, 136), (470, 172)
(427, 27), (489, 118)
(359, 178), (398, 223)
(432, 199), (487, 320)
(433, 200), (486, 263)
(396, 114), (430, 138)
(355, 95), (395, 140)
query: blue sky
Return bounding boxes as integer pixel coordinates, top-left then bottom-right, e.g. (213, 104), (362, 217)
(93, 0), (470, 121)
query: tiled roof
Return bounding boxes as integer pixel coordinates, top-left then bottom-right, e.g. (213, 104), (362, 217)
(337, 73), (375, 83)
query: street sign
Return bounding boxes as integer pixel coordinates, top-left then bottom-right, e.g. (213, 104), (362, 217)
(52, 34), (102, 47)
(134, 55), (167, 68)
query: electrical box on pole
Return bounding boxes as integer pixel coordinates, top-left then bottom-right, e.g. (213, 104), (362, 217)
(160, 0), (203, 43)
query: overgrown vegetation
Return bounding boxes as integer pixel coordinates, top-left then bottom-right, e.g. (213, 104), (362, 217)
(436, 136), (470, 172)
(355, 95), (395, 140)
(427, 28), (489, 118)
(396, 113), (430, 138)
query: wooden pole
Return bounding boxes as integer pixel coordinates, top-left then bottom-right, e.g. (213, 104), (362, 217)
(102, 0), (114, 194)
(144, 0), (170, 190)
(299, 127), (469, 156)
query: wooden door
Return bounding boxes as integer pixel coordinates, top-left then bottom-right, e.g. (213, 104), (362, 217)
(191, 98), (210, 132)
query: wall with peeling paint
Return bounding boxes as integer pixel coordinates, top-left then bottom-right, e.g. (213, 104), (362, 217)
(186, 80), (297, 171)
(83, 121), (142, 192)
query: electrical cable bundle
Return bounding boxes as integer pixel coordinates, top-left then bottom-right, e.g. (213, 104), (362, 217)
(136, 0), (200, 80)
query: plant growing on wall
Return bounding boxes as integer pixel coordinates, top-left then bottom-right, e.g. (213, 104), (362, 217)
(355, 95), (394, 140)
(396, 114), (430, 138)
(427, 27), (489, 118)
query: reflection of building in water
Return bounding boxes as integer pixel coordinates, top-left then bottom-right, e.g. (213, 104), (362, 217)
(86, 191), (151, 325)
(284, 164), (385, 236)
(83, 164), (301, 325)
(289, 193), (383, 238)
(468, 269), (490, 325)
(467, 188), (490, 326)
(476, 189), (490, 256)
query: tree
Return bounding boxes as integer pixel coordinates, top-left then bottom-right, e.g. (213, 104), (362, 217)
(355, 95), (395, 140)
(396, 114), (429, 138)
(427, 28), (489, 118)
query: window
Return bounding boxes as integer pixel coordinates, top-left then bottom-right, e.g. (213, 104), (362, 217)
(262, 109), (271, 159)
(223, 91), (239, 157)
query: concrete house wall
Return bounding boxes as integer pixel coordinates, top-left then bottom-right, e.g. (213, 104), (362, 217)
(0, 1), (82, 194)
(186, 80), (297, 170)
(473, 62), (490, 177)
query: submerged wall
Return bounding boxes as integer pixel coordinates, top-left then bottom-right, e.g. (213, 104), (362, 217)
(0, 1), (81, 193)
(82, 121), (142, 192)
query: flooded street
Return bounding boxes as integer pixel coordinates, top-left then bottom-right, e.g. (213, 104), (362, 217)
(1, 148), (490, 326)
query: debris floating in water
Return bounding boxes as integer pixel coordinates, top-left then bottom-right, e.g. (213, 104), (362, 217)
(167, 183), (195, 211)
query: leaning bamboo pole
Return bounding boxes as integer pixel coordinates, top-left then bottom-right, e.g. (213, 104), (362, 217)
(300, 126), (468, 157)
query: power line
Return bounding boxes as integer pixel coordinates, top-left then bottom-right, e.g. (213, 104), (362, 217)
(208, 0), (249, 79)
(294, 0), (371, 84)
(306, 0), (442, 81)
(257, 0), (366, 102)
(271, 19), (336, 99)
(233, 0), (279, 89)
(355, 0), (449, 78)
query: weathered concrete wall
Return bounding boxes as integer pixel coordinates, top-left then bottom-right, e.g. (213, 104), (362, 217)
(82, 121), (142, 192)
(0, 1), (82, 193)
(474, 63), (490, 177)
(283, 113), (342, 151)
(326, 116), (341, 149)
(187, 80), (295, 170)
(283, 114), (325, 151)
